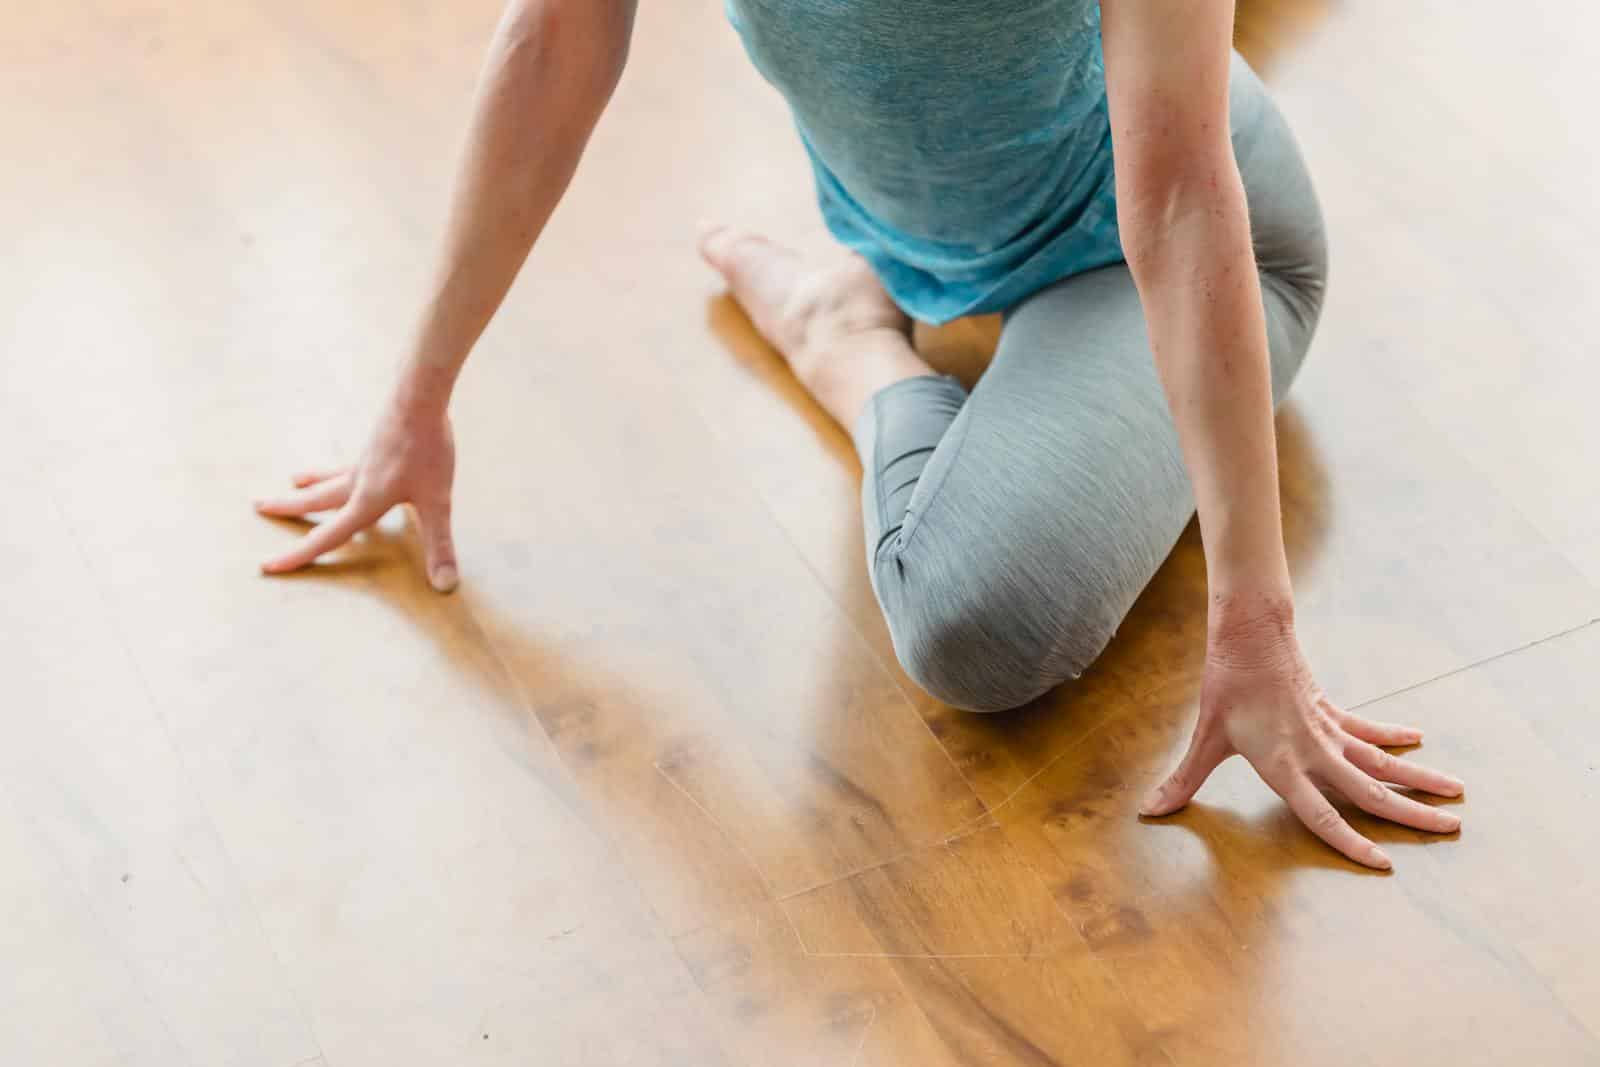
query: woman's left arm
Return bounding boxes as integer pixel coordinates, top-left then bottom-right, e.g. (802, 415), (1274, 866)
(1100, 0), (1463, 868)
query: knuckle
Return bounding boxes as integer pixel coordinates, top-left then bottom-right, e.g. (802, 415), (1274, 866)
(1265, 749), (1299, 779)
(1368, 779), (1391, 805)
(1370, 749), (1393, 775)
(1311, 806), (1344, 834)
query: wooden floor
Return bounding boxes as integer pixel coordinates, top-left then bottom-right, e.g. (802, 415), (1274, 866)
(4, 2), (1598, 1064)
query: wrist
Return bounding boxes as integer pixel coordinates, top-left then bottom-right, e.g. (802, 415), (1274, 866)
(1205, 588), (1298, 670)
(390, 359), (457, 423)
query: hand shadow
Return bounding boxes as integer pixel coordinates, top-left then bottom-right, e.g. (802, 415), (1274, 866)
(255, 507), (679, 829)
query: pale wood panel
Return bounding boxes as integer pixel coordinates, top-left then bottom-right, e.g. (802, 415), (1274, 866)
(1, 0), (978, 1061)
(0, 3), (731, 1064)
(1368, 624), (1600, 1042)
(5, 1), (1599, 1065)
(13, 403), (732, 1067)
(1265, 3), (1600, 594)
(0, 459), (321, 1067)
(0, 797), (186, 1067)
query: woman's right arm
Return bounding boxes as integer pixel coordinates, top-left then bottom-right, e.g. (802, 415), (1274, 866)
(255, 0), (637, 590)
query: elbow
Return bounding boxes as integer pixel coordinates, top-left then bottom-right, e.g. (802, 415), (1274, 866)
(1115, 144), (1246, 281)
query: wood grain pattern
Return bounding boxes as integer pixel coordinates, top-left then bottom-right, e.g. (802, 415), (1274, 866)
(2, 1), (1597, 1065)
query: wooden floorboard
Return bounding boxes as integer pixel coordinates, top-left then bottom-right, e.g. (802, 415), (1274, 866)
(2, 1), (1597, 1065)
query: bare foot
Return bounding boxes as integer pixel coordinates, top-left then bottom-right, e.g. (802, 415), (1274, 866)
(698, 222), (931, 426)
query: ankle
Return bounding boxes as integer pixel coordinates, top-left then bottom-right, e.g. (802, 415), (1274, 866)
(798, 331), (934, 427)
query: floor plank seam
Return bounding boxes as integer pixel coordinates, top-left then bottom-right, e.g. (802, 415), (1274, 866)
(649, 758), (815, 959)
(1348, 614), (1600, 713)
(989, 792), (1185, 1067)
(773, 818), (1001, 905)
(0, 782), (198, 1067)
(796, 950), (1056, 961)
(395, 592), (755, 1061)
(453, 600), (600, 830)
(650, 760), (784, 900)
(846, 1003), (877, 1067)
(936, 612), (1600, 847)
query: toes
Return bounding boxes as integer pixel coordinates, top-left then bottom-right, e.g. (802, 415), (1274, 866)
(697, 222), (775, 277)
(697, 222), (802, 332)
(696, 220), (723, 255)
(696, 220), (745, 273)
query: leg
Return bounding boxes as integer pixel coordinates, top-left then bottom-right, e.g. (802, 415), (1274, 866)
(855, 56), (1327, 711)
(703, 56), (1325, 713)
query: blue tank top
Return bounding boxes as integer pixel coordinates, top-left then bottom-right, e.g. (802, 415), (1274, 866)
(725, 0), (1123, 324)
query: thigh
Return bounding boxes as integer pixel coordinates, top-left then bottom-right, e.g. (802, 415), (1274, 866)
(898, 261), (1192, 681)
(859, 261), (1183, 709)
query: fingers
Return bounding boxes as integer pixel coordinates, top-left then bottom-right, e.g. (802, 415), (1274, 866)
(1329, 706), (1423, 747)
(1277, 771), (1391, 870)
(1320, 755), (1461, 835)
(291, 467), (351, 489)
(260, 500), (380, 574)
(1140, 723), (1231, 817)
(254, 473), (355, 518)
(1345, 738), (1464, 798)
(414, 498), (459, 594)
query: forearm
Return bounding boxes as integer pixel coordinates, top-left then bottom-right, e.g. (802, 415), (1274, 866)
(396, 0), (631, 417)
(1124, 163), (1292, 607)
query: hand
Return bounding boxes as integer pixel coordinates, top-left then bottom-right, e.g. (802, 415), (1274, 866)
(254, 400), (460, 591)
(1139, 596), (1464, 869)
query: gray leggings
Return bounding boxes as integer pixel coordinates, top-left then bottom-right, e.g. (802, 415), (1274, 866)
(852, 57), (1328, 712)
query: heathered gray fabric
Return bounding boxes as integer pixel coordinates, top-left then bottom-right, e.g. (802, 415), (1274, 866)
(852, 56), (1328, 712)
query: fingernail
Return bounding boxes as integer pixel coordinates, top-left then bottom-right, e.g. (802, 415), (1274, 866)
(1369, 847), (1392, 870)
(430, 564), (458, 593)
(1440, 813), (1461, 832)
(1138, 787), (1163, 815)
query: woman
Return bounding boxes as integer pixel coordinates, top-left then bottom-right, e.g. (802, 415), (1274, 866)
(254, 0), (1464, 867)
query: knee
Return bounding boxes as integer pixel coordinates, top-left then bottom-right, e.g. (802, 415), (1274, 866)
(1292, 211), (1329, 324)
(877, 544), (1117, 714)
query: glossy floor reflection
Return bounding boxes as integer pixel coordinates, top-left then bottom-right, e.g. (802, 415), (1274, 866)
(3, 2), (1597, 1065)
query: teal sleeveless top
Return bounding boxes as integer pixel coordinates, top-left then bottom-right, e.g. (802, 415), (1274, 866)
(725, 0), (1123, 324)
